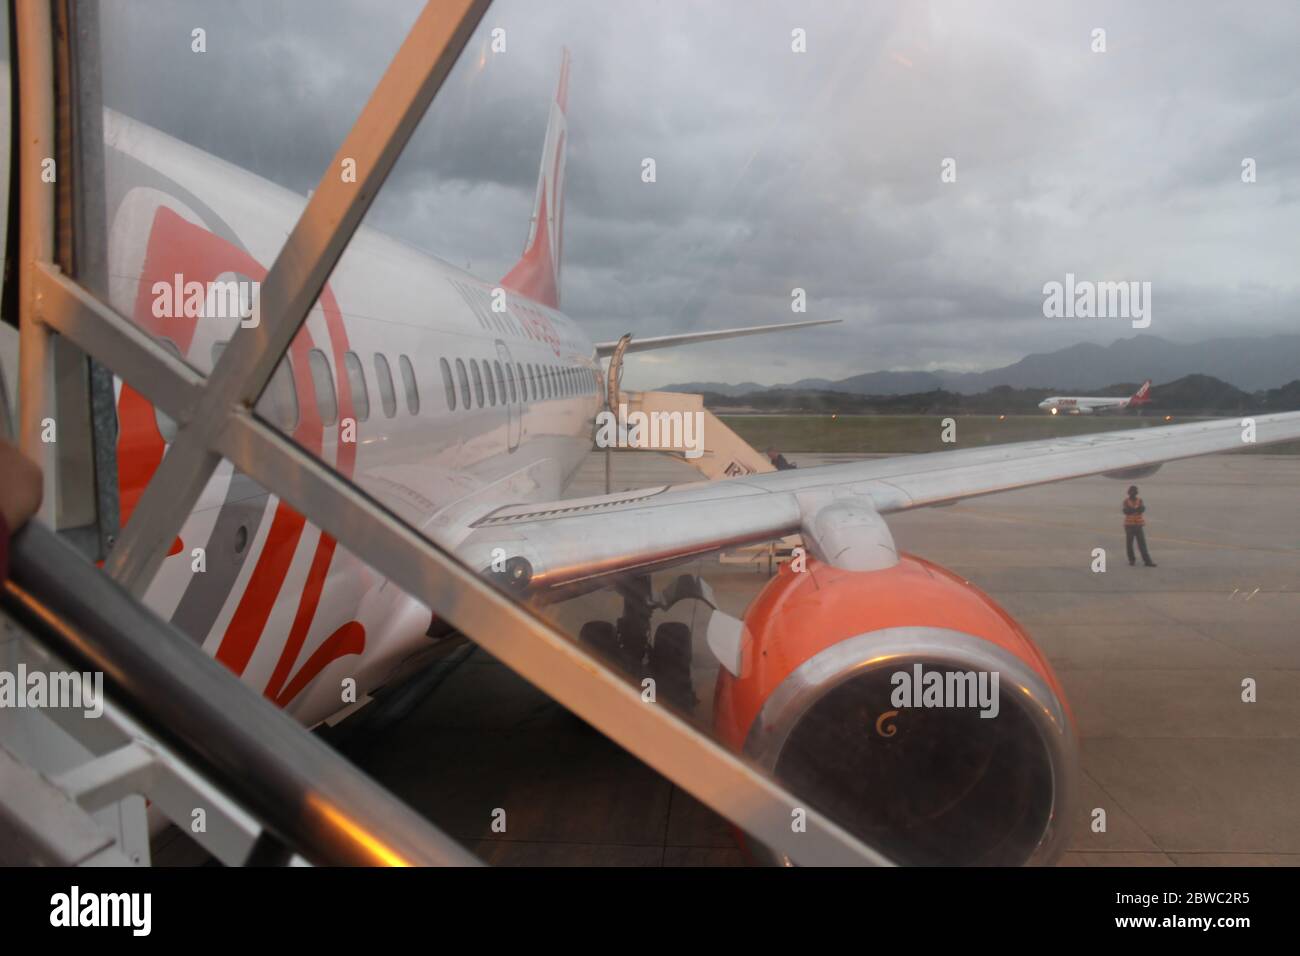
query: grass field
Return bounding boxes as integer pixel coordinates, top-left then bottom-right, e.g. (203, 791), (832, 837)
(720, 414), (1300, 455)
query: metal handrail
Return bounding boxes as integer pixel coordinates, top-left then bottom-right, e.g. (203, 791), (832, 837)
(1, 520), (479, 867)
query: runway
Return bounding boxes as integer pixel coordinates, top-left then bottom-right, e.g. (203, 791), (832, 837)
(336, 449), (1300, 866)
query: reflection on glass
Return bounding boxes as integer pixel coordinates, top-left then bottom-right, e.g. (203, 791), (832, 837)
(75, 0), (1254, 865)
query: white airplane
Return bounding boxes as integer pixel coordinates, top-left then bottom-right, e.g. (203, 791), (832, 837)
(102, 53), (1300, 865)
(1039, 379), (1152, 415)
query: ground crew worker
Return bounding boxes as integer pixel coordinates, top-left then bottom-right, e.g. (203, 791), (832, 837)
(1123, 484), (1157, 567)
(766, 447), (796, 471)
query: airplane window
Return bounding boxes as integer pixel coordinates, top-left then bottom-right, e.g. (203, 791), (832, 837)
(373, 354), (397, 418)
(399, 353), (419, 415)
(493, 360), (507, 404)
(515, 362), (526, 401)
(307, 349), (338, 427)
(440, 357), (456, 411)
(219, 339), (300, 433)
(505, 362), (518, 403)
(455, 358), (471, 410)
(265, 358), (300, 433)
(344, 351), (370, 423)
(483, 358), (497, 406)
(470, 359), (485, 408)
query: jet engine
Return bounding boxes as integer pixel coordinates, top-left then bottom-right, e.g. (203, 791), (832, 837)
(713, 553), (1077, 866)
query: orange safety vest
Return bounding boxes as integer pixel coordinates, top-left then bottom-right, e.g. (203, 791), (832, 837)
(1123, 496), (1145, 526)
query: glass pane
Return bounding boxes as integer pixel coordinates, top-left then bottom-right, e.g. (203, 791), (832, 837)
(482, 357), (496, 406)
(455, 358), (471, 410)
(470, 360), (484, 408)
(74, 1), (1300, 870)
(398, 354), (419, 416)
(306, 349), (338, 427)
(373, 353), (396, 419)
(493, 361), (507, 405)
(343, 352), (370, 423)
(440, 357), (456, 411)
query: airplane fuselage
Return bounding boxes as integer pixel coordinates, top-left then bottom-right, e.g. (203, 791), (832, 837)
(1037, 396), (1130, 415)
(105, 111), (601, 726)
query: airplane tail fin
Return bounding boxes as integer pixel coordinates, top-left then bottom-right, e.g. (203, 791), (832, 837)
(1130, 379), (1152, 405)
(501, 48), (570, 310)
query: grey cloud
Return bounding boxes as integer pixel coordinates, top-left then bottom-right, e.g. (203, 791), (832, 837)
(92, 0), (1300, 389)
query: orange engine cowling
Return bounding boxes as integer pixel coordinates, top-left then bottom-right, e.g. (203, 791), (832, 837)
(714, 553), (1077, 866)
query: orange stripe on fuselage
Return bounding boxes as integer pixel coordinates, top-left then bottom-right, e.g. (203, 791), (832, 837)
(263, 282), (357, 702)
(273, 621), (366, 709)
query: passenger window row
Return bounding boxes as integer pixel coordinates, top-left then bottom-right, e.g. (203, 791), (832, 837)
(441, 356), (599, 412)
(207, 340), (421, 432)
(205, 337), (600, 431)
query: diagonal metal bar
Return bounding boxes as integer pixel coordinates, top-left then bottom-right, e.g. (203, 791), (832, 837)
(217, 408), (891, 867)
(33, 257), (893, 868)
(103, 0), (491, 595)
(33, 263), (206, 422)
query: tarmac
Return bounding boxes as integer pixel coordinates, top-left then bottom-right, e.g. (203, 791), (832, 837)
(338, 449), (1300, 866)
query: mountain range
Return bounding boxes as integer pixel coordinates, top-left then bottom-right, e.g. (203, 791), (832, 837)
(659, 333), (1300, 396)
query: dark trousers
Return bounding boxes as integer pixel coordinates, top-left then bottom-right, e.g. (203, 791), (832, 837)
(1125, 525), (1153, 565)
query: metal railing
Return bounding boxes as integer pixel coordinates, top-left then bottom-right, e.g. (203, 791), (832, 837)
(1, 519), (479, 866)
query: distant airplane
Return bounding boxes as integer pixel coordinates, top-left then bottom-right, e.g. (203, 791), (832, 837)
(1039, 379), (1151, 415)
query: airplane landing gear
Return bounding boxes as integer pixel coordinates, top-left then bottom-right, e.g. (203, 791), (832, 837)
(578, 574), (702, 712)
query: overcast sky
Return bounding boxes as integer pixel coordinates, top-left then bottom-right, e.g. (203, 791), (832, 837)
(97, 0), (1300, 389)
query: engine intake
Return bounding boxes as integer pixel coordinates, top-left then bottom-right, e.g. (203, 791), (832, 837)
(714, 555), (1077, 866)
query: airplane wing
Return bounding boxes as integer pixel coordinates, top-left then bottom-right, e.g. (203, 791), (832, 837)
(593, 319), (840, 358)
(458, 412), (1300, 594)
